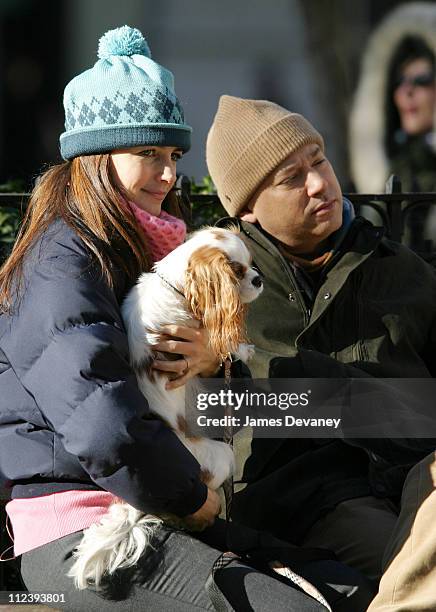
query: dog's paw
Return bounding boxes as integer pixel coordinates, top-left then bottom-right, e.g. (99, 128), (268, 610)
(235, 343), (255, 363)
(204, 442), (235, 490)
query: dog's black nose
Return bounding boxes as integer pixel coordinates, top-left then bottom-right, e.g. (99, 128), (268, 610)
(252, 275), (263, 288)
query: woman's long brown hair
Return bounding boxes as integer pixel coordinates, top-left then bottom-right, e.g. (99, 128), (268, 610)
(0, 154), (182, 313)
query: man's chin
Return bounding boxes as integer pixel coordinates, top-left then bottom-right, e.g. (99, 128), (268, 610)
(327, 207), (343, 234)
(314, 215), (343, 243)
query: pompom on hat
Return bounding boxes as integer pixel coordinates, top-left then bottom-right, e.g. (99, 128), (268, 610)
(60, 25), (191, 159)
(206, 95), (324, 217)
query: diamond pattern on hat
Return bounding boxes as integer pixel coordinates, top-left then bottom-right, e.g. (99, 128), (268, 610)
(154, 90), (174, 122)
(68, 87), (185, 129)
(173, 99), (184, 122)
(125, 91), (149, 122)
(66, 109), (76, 129)
(77, 104), (96, 127)
(99, 97), (122, 124)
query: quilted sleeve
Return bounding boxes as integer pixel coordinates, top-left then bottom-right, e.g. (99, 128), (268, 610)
(11, 248), (207, 517)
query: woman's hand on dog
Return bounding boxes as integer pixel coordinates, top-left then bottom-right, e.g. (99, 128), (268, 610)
(151, 324), (221, 389)
(183, 488), (221, 531)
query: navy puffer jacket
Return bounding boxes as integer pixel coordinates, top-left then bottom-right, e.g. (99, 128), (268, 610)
(0, 218), (207, 517)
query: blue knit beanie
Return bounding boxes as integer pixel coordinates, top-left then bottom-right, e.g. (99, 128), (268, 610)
(59, 25), (192, 159)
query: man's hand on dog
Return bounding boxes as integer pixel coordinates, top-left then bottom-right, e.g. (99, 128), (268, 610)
(151, 324), (221, 389)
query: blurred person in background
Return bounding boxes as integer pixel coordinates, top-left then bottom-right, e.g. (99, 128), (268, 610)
(349, 2), (436, 250)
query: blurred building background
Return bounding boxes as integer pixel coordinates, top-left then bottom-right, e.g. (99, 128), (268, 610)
(0, 0), (419, 189)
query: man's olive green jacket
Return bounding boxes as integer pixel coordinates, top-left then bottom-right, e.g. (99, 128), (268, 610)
(218, 214), (436, 541)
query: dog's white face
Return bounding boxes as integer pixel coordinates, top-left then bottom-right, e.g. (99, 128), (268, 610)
(219, 237), (263, 304)
(180, 226), (263, 303)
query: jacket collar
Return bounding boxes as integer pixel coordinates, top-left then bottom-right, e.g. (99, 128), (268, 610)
(217, 204), (386, 336)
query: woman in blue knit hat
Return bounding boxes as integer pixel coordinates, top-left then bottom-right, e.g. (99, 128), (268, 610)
(0, 26), (373, 611)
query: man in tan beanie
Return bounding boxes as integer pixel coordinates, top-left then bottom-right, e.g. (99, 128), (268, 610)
(206, 95), (436, 609)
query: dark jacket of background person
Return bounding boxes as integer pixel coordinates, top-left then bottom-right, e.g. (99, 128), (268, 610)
(0, 217), (207, 517)
(349, 2), (436, 248)
(218, 213), (436, 543)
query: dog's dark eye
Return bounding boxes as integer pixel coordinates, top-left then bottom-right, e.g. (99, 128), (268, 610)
(229, 261), (246, 280)
(251, 263), (263, 278)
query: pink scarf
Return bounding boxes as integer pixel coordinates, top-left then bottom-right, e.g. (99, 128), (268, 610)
(129, 200), (186, 263)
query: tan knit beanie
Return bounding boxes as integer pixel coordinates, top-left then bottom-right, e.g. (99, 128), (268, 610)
(206, 95), (324, 216)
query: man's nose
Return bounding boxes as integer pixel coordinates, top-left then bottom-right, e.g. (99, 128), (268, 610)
(306, 170), (326, 197)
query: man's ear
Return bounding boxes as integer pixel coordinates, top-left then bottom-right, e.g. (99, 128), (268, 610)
(239, 203), (257, 223)
(239, 210), (257, 222)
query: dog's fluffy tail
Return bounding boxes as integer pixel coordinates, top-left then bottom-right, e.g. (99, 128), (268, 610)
(67, 504), (162, 590)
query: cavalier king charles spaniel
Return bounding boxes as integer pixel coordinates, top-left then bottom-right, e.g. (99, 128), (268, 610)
(68, 227), (263, 589)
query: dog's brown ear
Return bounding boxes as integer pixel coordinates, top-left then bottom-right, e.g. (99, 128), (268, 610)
(185, 245), (246, 361)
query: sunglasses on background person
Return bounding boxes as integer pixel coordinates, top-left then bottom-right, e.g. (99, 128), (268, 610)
(395, 72), (435, 89)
